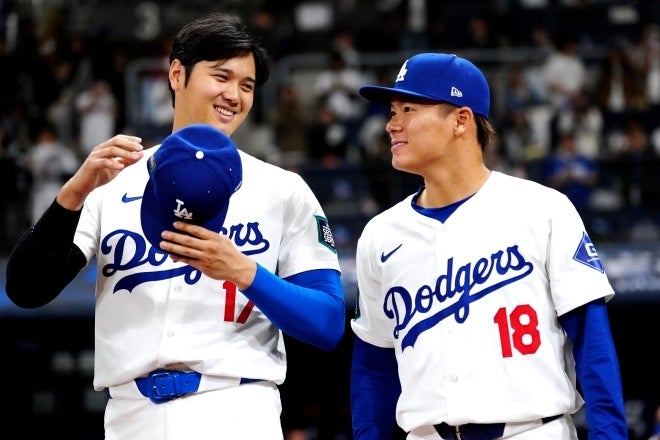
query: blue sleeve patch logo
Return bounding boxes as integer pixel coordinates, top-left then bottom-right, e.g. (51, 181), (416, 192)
(315, 215), (337, 254)
(573, 232), (604, 273)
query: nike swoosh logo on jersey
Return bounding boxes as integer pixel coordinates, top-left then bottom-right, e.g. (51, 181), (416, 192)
(122, 193), (143, 203)
(380, 244), (402, 262)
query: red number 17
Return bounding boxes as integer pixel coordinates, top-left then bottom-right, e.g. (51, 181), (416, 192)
(223, 280), (254, 324)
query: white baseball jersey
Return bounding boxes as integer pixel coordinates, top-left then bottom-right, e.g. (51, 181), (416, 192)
(73, 146), (341, 391)
(351, 171), (615, 433)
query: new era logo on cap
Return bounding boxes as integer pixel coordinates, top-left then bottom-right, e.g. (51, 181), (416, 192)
(140, 124), (242, 250)
(358, 52), (490, 117)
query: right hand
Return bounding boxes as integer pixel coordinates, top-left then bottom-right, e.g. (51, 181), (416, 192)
(57, 135), (144, 210)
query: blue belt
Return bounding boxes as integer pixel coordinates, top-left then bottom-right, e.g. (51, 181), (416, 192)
(433, 414), (563, 440)
(135, 369), (260, 404)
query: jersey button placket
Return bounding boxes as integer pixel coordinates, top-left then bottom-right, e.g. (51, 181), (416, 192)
(162, 284), (185, 345)
(435, 229), (461, 406)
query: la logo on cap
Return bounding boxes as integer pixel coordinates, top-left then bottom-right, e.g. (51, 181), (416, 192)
(173, 199), (193, 221)
(396, 60), (409, 82)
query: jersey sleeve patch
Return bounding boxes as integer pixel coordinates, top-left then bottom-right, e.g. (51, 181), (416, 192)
(573, 231), (604, 273)
(315, 215), (337, 254)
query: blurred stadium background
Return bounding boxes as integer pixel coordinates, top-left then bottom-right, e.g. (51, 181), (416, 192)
(0, 0), (659, 438)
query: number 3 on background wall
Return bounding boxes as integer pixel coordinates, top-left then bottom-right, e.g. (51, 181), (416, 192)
(134, 2), (161, 41)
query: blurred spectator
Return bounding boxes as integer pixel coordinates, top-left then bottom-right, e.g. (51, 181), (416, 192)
(46, 33), (94, 146)
(499, 107), (547, 183)
(312, 49), (368, 151)
(26, 121), (80, 224)
(362, 131), (399, 212)
(540, 32), (587, 112)
(461, 12), (508, 51)
(14, 15), (61, 116)
(329, 24), (360, 69)
(0, 125), (31, 254)
(350, 4), (403, 52)
(503, 63), (546, 115)
(0, 37), (20, 116)
(545, 130), (598, 221)
(306, 105), (349, 168)
(74, 79), (117, 156)
(517, 25), (555, 109)
(267, 82), (311, 169)
(500, 62), (550, 166)
(483, 131), (527, 179)
(610, 120), (660, 226)
(133, 39), (173, 145)
(356, 66), (392, 160)
(595, 40), (647, 121)
(629, 23), (660, 120)
(554, 88), (604, 159)
(528, 25), (556, 56)
(399, 0), (430, 50)
(248, 6), (301, 62)
(499, 25), (556, 163)
(555, 0), (606, 48)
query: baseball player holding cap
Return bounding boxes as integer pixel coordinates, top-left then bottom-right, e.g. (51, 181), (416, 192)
(349, 53), (628, 440)
(5, 13), (345, 439)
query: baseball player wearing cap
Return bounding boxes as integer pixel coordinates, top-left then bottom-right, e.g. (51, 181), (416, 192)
(349, 53), (628, 440)
(5, 13), (345, 439)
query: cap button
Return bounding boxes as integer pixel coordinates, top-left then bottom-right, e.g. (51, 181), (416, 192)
(195, 151), (204, 159)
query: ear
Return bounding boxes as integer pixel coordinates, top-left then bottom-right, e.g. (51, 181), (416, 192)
(454, 107), (473, 134)
(169, 59), (184, 91)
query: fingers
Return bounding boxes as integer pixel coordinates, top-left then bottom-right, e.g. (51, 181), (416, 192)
(92, 135), (144, 166)
(159, 225), (255, 288)
(57, 135), (145, 210)
(170, 222), (216, 239)
(160, 223), (228, 265)
(160, 224), (213, 254)
(104, 134), (143, 152)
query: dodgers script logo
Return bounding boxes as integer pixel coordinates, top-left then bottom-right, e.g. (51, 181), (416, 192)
(386, 244), (533, 350)
(103, 222), (270, 293)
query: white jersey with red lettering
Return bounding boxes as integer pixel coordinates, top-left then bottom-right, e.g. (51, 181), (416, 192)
(73, 146), (340, 391)
(351, 170), (614, 433)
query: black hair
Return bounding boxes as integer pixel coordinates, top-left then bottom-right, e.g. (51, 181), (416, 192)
(168, 12), (271, 104)
(439, 102), (495, 151)
(475, 115), (496, 151)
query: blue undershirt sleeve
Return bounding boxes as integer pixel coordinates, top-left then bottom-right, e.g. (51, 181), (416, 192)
(559, 299), (628, 439)
(351, 335), (400, 440)
(242, 265), (345, 351)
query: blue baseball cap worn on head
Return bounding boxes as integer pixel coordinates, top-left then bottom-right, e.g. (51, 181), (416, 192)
(140, 124), (242, 249)
(359, 53), (490, 118)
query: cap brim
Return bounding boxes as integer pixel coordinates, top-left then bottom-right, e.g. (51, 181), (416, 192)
(359, 85), (439, 105)
(140, 178), (230, 251)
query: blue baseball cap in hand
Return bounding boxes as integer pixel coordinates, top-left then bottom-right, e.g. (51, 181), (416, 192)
(140, 124), (242, 249)
(358, 53), (490, 118)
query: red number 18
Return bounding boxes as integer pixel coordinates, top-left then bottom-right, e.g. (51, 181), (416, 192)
(493, 304), (541, 358)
